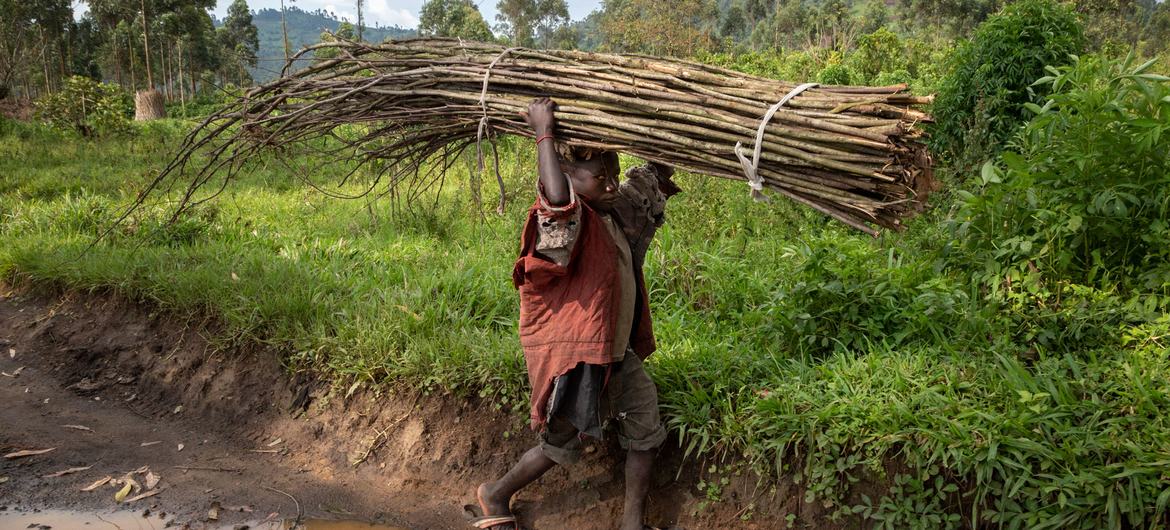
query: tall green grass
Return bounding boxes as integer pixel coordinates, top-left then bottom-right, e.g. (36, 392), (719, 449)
(3, 115), (1169, 528)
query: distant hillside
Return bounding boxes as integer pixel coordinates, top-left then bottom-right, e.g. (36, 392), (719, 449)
(214, 6), (416, 83)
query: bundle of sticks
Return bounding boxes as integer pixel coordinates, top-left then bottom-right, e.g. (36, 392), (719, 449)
(146, 38), (936, 235)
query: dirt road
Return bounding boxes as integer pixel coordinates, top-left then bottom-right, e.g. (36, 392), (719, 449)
(0, 283), (798, 529)
(0, 285), (437, 529)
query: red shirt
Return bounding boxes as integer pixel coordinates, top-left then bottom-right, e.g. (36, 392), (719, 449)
(512, 165), (675, 429)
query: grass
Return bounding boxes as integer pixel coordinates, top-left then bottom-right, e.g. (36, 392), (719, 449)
(3, 118), (1170, 528)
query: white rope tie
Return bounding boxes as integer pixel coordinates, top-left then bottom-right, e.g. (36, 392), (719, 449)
(475, 47), (519, 214)
(735, 82), (819, 201)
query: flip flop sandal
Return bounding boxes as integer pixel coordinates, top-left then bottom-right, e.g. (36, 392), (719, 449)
(463, 486), (525, 530)
(469, 514), (521, 529)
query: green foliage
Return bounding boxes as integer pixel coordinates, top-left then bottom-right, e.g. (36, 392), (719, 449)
(894, 0), (1001, 36)
(217, 0), (260, 86)
(245, 7), (414, 83)
(598, 0), (717, 57)
(312, 22), (356, 64)
(871, 68), (912, 86)
(932, 0), (1086, 168)
(951, 54), (1170, 350)
(494, 0), (569, 48)
(419, 0), (496, 42)
(695, 49), (819, 82)
(9, 47), (1170, 530)
(815, 58), (860, 85)
(770, 234), (979, 356)
(34, 75), (132, 136)
(850, 27), (905, 83)
(700, 30), (950, 93)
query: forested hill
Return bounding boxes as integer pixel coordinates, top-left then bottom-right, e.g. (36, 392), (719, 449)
(214, 6), (415, 83)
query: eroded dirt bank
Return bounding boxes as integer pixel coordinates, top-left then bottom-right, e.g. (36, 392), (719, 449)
(0, 282), (812, 529)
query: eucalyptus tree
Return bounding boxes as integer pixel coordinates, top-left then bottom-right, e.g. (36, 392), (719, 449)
(495, 0), (569, 47)
(419, 0), (495, 41)
(217, 0), (260, 86)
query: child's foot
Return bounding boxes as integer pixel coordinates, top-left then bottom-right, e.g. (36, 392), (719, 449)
(474, 482), (518, 530)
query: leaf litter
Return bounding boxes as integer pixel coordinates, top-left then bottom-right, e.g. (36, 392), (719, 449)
(43, 465), (92, 478)
(1, 366), (24, 377)
(4, 447), (56, 459)
(81, 476), (112, 491)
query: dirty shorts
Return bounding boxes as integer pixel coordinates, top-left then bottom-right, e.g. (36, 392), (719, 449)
(538, 351), (668, 465)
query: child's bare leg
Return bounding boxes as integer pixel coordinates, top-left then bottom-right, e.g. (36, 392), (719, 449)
(620, 448), (655, 530)
(478, 446), (557, 525)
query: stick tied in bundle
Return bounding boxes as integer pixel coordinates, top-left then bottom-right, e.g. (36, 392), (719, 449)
(133, 38), (937, 236)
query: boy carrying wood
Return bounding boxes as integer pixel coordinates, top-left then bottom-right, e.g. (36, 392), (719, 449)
(470, 97), (681, 530)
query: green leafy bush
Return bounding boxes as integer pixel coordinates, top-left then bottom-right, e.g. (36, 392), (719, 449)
(696, 49), (820, 82)
(932, 0), (1086, 168)
(850, 27), (906, 84)
(816, 53), (861, 85)
(954, 54), (1170, 299)
(34, 76), (132, 136)
(872, 69), (912, 87)
(769, 233), (979, 356)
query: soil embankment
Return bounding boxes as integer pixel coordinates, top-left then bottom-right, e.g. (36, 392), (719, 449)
(0, 282), (809, 529)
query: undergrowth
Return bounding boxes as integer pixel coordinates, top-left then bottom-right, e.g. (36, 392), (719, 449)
(3, 50), (1170, 530)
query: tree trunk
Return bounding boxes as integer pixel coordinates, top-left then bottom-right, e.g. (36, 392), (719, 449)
(135, 88), (166, 120)
(113, 24), (124, 89)
(128, 33), (137, 90)
(140, 0), (154, 89)
(178, 39), (186, 108)
(59, 36), (68, 82)
(39, 29), (51, 93)
(187, 47), (196, 97)
(163, 39), (171, 101)
(281, 0), (291, 62)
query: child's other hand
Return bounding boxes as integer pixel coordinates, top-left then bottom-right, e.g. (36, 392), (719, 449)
(649, 161), (675, 179)
(521, 97), (557, 136)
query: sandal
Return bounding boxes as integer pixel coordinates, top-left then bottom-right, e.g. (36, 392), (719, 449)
(464, 484), (524, 530)
(470, 514), (520, 529)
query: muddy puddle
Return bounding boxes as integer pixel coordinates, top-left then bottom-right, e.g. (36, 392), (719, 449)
(0, 510), (409, 530)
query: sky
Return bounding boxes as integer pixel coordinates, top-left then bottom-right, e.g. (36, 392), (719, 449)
(209, 0), (603, 30)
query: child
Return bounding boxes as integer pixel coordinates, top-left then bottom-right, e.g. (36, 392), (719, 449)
(471, 97), (680, 530)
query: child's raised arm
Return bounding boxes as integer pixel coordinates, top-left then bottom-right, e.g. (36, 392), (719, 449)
(521, 97), (570, 206)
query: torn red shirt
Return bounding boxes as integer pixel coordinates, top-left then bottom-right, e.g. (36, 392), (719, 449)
(511, 164), (677, 429)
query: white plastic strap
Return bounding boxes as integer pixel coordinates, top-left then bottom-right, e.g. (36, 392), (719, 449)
(734, 82), (819, 201)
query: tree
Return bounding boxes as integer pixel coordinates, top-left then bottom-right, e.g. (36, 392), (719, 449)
(495, 0), (569, 47)
(313, 21), (356, 63)
(1144, 1), (1170, 54)
(280, 0), (294, 61)
(895, 0), (1002, 36)
(748, 0), (811, 50)
(931, 0), (1085, 166)
(217, 0), (259, 86)
(1070, 0), (1158, 48)
(139, 0), (155, 88)
(418, 0), (495, 42)
(598, 0), (717, 56)
(718, 2), (749, 43)
(743, 0), (768, 23)
(356, 0), (364, 41)
(0, 0), (37, 97)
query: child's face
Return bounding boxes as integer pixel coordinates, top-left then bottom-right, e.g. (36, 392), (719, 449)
(561, 152), (620, 209)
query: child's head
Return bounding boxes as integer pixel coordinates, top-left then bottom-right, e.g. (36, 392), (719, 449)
(558, 147), (620, 208)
